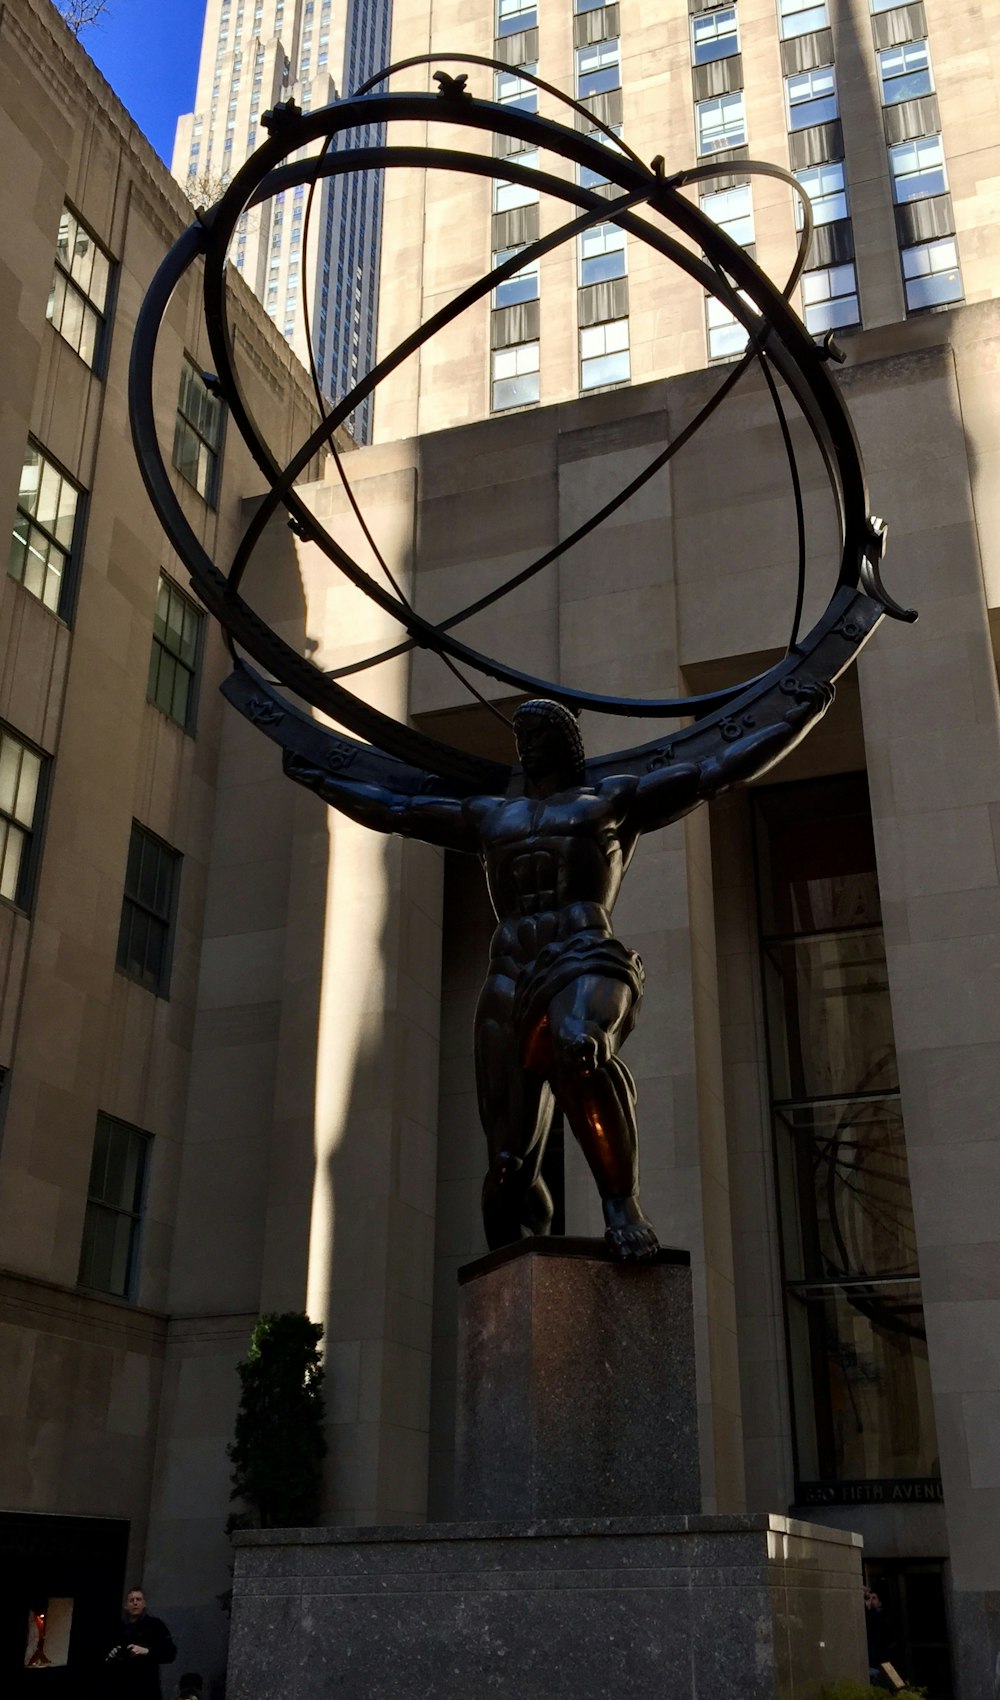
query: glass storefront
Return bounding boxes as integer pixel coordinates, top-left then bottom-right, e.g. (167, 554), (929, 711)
(753, 775), (940, 1491)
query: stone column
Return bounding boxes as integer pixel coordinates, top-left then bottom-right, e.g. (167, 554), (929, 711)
(854, 337), (1000, 1699)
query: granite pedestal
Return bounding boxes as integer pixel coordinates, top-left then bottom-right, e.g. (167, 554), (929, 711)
(229, 1513), (867, 1700)
(228, 1239), (867, 1698)
(455, 1238), (700, 1519)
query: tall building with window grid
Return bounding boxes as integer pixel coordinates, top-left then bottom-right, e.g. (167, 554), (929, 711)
(373, 0), (1000, 440)
(172, 0), (392, 442)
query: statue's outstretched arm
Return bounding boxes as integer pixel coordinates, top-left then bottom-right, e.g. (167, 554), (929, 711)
(283, 751), (480, 852)
(624, 680), (835, 834)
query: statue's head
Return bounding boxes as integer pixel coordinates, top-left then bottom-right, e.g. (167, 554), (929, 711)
(513, 699), (586, 789)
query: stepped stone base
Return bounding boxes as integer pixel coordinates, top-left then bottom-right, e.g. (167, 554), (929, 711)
(228, 1512), (867, 1700)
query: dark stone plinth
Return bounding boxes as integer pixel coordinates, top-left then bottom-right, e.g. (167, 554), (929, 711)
(228, 1513), (868, 1700)
(454, 1236), (700, 1520)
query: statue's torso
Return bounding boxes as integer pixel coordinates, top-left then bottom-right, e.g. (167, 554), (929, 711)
(473, 789), (635, 970)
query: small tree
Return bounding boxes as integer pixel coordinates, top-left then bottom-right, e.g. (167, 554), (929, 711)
(57, 1), (112, 35)
(227, 1312), (327, 1530)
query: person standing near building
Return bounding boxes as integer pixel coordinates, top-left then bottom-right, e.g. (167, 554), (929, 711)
(105, 1587), (177, 1696)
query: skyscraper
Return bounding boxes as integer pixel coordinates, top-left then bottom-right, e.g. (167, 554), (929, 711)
(374, 0), (1000, 441)
(172, 0), (392, 441)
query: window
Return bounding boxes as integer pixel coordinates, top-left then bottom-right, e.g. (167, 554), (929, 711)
(117, 822), (181, 996)
(754, 776), (938, 1490)
(696, 91), (747, 154)
(78, 1114), (151, 1300)
(878, 39), (932, 105)
(889, 134), (947, 202)
(172, 359), (224, 504)
(496, 65), (538, 112)
(580, 222), (627, 286)
(148, 575), (204, 730)
(579, 126), (624, 189)
(494, 151), (540, 212)
(574, 0), (605, 10)
(902, 237), (962, 310)
(497, 0), (536, 35)
(493, 245), (539, 309)
(580, 317), (629, 388)
(700, 182), (754, 246)
(707, 295), (744, 359)
(491, 340), (540, 410)
(794, 160), (848, 226)
(778, 0), (828, 37)
(691, 7), (739, 65)
(9, 442), (80, 615)
(577, 38), (621, 99)
(786, 65), (837, 129)
(706, 289), (758, 358)
(0, 726), (45, 909)
(801, 261), (859, 331)
(47, 205), (112, 369)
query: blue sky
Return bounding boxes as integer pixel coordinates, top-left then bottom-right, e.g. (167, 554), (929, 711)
(80, 0), (208, 164)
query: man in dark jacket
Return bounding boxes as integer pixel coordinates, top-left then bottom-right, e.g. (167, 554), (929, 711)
(105, 1587), (177, 1696)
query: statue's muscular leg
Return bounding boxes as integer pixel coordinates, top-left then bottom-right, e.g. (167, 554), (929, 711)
(548, 976), (660, 1262)
(475, 978), (556, 1249)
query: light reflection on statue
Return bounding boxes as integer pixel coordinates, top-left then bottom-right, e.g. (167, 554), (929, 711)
(285, 688), (831, 1259)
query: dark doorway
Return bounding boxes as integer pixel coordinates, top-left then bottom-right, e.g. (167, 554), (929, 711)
(864, 1557), (953, 1699)
(0, 1512), (129, 1698)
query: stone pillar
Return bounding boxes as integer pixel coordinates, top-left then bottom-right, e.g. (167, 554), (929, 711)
(854, 338), (1000, 1699)
(454, 1238), (700, 1520)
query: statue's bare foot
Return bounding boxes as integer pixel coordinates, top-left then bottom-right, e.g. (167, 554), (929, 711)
(603, 1195), (660, 1262)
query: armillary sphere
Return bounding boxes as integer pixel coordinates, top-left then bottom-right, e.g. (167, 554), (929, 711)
(129, 55), (917, 797)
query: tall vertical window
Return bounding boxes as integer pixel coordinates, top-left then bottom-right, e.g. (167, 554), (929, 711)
(173, 359), (224, 505)
(78, 1114), (151, 1300)
(496, 66), (538, 112)
(701, 183), (755, 247)
(148, 575), (204, 730)
(576, 39), (621, 99)
(0, 727), (45, 909)
(580, 318), (630, 388)
(579, 223), (627, 286)
(494, 151), (540, 212)
(8, 442), (81, 615)
(696, 92), (747, 154)
(754, 775), (939, 1490)
(491, 341), (540, 410)
(117, 823), (181, 997)
(901, 238), (962, 310)
(691, 7), (739, 64)
(778, 0), (829, 37)
(497, 0), (536, 34)
(889, 135), (947, 204)
(801, 262), (860, 332)
(786, 65), (838, 129)
(47, 206), (112, 370)
(492, 247), (539, 308)
(794, 161), (848, 226)
(878, 40), (932, 104)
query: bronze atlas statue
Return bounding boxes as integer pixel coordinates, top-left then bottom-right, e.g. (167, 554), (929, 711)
(129, 57), (915, 1261)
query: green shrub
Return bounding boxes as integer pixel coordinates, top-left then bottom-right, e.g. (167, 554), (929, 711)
(227, 1311), (327, 1530)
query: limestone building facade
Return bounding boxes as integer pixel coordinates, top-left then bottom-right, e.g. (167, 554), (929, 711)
(1, 3), (1000, 1700)
(376, 0), (1000, 439)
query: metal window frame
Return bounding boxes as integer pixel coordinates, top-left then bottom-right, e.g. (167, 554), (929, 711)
(78, 1112), (153, 1302)
(173, 355), (225, 507)
(148, 571), (206, 734)
(9, 437), (86, 623)
(116, 820), (182, 998)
